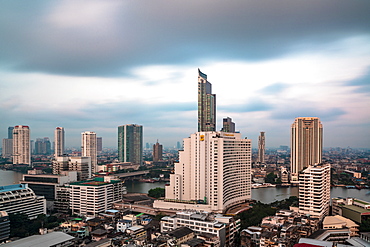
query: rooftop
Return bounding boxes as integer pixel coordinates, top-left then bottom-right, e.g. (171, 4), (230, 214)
(2, 232), (74, 247)
(0, 184), (27, 193)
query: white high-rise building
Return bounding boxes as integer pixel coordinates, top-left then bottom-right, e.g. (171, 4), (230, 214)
(12, 125), (31, 165)
(291, 117), (323, 183)
(299, 163), (330, 220)
(81, 131), (97, 174)
(155, 131), (251, 213)
(54, 127), (65, 157)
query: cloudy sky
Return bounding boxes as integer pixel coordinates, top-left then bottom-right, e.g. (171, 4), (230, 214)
(1, 0), (370, 149)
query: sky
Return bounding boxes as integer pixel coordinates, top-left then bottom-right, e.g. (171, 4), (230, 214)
(1, 0), (370, 149)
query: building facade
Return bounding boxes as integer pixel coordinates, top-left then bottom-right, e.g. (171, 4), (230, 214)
(12, 125), (31, 165)
(153, 141), (163, 162)
(97, 137), (102, 153)
(81, 131), (97, 174)
(299, 163), (330, 220)
(2, 138), (13, 159)
(70, 177), (126, 217)
(0, 184), (46, 219)
(158, 131), (251, 213)
(53, 156), (91, 181)
(54, 127), (65, 157)
(291, 117), (323, 183)
(118, 124), (143, 165)
(258, 131), (265, 165)
(198, 69), (216, 132)
(34, 137), (51, 155)
(221, 117), (235, 133)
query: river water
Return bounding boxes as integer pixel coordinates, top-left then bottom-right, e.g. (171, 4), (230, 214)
(1, 170), (369, 203)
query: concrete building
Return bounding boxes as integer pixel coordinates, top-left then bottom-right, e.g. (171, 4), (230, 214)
(1, 232), (74, 247)
(12, 125), (31, 165)
(70, 176), (126, 217)
(299, 163), (330, 220)
(155, 131), (251, 213)
(198, 69), (216, 132)
(0, 211), (10, 243)
(81, 131), (97, 174)
(97, 137), (102, 153)
(34, 137), (51, 155)
(0, 184), (46, 219)
(332, 197), (370, 224)
(118, 124), (143, 165)
(161, 211), (240, 246)
(53, 156), (92, 181)
(2, 138), (13, 159)
(20, 172), (77, 211)
(291, 117), (323, 183)
(323, 215), (359, 237)
(152, 141), (163, 162)
(54, 127), (65, 157)
(221, 117), (235, 133)
(258, 131), (265, 165)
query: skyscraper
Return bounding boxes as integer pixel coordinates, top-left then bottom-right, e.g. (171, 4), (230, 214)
(157, 131), (251, 213)
(153, 141), (163, 162)
(81, 131), (97, 174)
(8, 127), (14, 139)
(290, 117), (323, 183)
(299, 163), (330, 220)
(12, 125), (31, 165)
(54, 127), (65, 157)
(258, 131), (265, 164)
(97, 137), (102, 153)
(2, 138), (13, 159)
(118, 124), (143, 165)
(198, 69), (216, 132)
(34, 137), (51, 155)
(221, 117), (235, 133)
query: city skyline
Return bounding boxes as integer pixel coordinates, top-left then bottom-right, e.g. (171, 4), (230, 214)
(0, 1), (369, 148)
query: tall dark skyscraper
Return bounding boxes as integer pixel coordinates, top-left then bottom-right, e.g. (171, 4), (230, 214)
(118, 124), (143, 165)
(8, 127), (14, 139)
(198, 69), (216, 132)
(258, 132), (265, 164)
(221, 117), (235, 133)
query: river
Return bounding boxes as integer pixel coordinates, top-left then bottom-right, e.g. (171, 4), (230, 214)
(1, 170), (369, 203)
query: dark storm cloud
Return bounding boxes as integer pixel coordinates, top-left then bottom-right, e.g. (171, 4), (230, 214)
(0, 0), (369, 77)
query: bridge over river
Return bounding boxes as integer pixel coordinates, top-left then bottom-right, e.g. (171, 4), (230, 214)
(115, 170), (150, 178)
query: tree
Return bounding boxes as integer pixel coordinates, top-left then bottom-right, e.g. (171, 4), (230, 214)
(148, 187), (165, 198)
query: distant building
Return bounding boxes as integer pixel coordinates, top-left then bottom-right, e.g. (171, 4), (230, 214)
(2, 138), (13, 159)
(97, 137), (102, 153)
(7, 127), (14, 139)
(118, 124), (143, 165)
(81, 131), (97, 174)
(34, 137), (51, 155)
(12, 125), (31, 165)
(221, 117), (235, 133)
(153, 141), (163, 162)
(54, 127), (65, 157)
(291, 117), (322, 183)
(0, 184), (46, 219)
(299, 163), (330, 220)
(155, 131), (251, 213)
(198, 69), (216, 132)
(258, 131), (265, 164)
(53, 156), (91, 181)
(70, 176), (126, 217)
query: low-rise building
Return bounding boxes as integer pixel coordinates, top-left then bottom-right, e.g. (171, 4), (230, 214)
(332, 197), (370, 223)
(0, 211), (10, 243)
(70, 176), (126, 217)
(161, 211), (239, 246)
